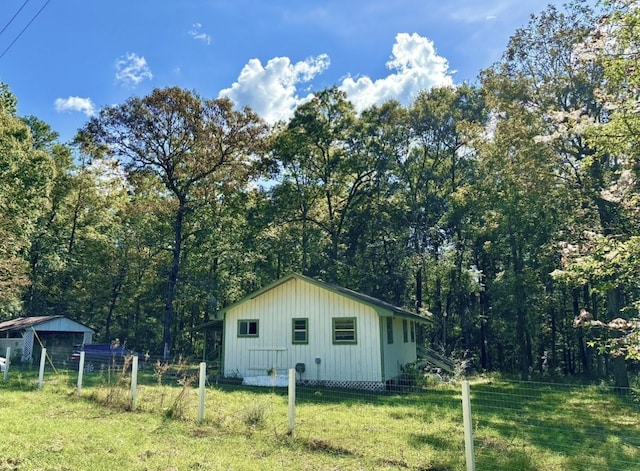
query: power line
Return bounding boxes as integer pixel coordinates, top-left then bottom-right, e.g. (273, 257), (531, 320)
(0, 0), (30, 38)
(0, 0), (50, 60)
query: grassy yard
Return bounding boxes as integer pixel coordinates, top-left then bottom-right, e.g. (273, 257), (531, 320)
(1, 370), (639, 470)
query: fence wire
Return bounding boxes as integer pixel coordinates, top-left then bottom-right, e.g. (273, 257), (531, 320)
(3, 347), (640, 470)
(471, 379), (640, 470)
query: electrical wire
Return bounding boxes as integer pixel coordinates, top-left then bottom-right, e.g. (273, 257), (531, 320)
(0, 0), (30, 38)
(0, 0), (50, 60)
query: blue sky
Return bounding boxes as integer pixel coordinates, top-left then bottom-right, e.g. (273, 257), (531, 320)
(0, 1), (581, 143)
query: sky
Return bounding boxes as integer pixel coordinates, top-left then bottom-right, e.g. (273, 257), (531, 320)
(0, 0), (584, 143)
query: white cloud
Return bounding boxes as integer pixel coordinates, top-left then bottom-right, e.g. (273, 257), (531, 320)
(339, 33), (453, 112)
(189, 23), (211, 45)
(219, 54), (330, 123)
(115, 53), (153, 87)
(221, 33), (452, 122)
(54, 96), (95, 116)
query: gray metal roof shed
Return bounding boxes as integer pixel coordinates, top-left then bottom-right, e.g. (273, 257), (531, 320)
(0, 316), (94, 362)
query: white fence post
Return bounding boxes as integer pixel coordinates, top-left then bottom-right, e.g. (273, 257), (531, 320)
(288, 368), (296, 435)
(198, 362), (207, 424)
(130, 356), (139, 411)
(462, 380), (476, 471)
(38, 348), (47, 389)
(76, 351), (85, 395)
(3, 346), (10, 383)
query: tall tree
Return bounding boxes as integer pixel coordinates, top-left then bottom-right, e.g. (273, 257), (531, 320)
(271, 87), (374, 283)
(400, 85), (486, 348)
(553, 0), (640, 386)
(0, 83), (53, 315)
(78, 87), (268, 357)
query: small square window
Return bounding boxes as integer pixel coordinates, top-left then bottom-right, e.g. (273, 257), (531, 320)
(333, 317), (357, 344)
(292, 318), (308, 344)
(238, 319), (259, 337)
(403, 319), (409, 343)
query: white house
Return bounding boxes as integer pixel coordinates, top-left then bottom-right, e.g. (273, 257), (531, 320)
(0, 316), (94, 363)
(216, 273), (432, 389)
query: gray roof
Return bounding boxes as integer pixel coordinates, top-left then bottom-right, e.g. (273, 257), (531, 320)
(0, 316), (94, 333)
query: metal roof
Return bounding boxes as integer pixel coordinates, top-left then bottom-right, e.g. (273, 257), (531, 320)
(0, 316), (94, 333)
(217, 272), (433, 324)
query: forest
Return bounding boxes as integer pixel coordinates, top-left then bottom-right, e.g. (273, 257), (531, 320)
(1, 1), (639, 385)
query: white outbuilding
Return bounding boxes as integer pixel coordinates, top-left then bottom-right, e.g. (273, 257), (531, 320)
(215, 273), (432, 390)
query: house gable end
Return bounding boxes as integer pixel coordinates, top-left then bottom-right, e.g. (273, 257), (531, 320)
(216, 273), (432, 325)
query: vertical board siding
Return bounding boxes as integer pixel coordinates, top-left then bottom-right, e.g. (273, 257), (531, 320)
(382, 317), (417, 381)
(224, 278), (409, 383)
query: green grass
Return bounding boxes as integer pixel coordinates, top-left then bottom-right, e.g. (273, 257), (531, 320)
(1, 370), (639, 470)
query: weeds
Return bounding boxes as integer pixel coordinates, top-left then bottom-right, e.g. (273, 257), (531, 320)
(240, 402), (266, 428)
(164, 374), (195, 419)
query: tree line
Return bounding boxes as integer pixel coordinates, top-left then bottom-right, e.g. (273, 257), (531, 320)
(1, 1), (639, 385)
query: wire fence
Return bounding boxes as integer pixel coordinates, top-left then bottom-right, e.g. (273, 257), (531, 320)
(3, 346), (640, 470)
(471, 379), (640, 470)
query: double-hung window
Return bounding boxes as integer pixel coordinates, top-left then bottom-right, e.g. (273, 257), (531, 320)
(332, 317), (357, 344)
(292, 318), (308, 344)
(386, 317), (394, 344)
(403, 319), (409, 343)
(238, 319), (259, 337)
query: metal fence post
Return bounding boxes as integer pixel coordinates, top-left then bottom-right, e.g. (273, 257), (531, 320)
(462, 380), (476, 471)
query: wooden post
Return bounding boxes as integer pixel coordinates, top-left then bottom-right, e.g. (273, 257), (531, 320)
(38, 348), (46, 389)
(198, 362), (206, 424)
(76, 351), (85, 395)
(462, 380), (476, 471)
(3, 347), (10, 383)
(288, 368), (296, 435)
(130, 356), (139, 411)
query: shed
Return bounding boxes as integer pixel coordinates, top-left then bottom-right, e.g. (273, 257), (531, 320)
(0, 316), (94, 363)
(211, 273), (432, 390)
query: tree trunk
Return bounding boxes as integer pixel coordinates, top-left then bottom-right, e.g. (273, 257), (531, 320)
(510, 235), (529, 378)
(573, 288), (590, 377)
(163, 203), (185, 360)
(608, 288), (629, 390)
(415, 267), (422, 313)
(105, 265), (126, 341)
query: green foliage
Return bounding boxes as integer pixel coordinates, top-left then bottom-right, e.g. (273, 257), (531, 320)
(2, 1), (640, 388)
(0, 83), (54, 314)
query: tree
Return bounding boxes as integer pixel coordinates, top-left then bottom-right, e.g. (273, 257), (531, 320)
(79, 87), (268, 357)
(271, 87), (375, 283)
(553, 0), (640, 383)
(0, 83), (53, 315)
(402, 85), (486, 349)
(473, 1), (600, 376)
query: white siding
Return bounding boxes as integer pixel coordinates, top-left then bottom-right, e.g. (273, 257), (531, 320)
(223, 278), (383, 382)
(381, 317), (417, 381)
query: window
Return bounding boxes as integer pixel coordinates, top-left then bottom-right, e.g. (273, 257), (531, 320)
(386, 317), (394, 344)
(292, 318), (308, 344)
(410, 321), (415, 343)
(238, 319), (259, 337)
(332, 317), (357, 344)
(403, 319), (409, 343)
